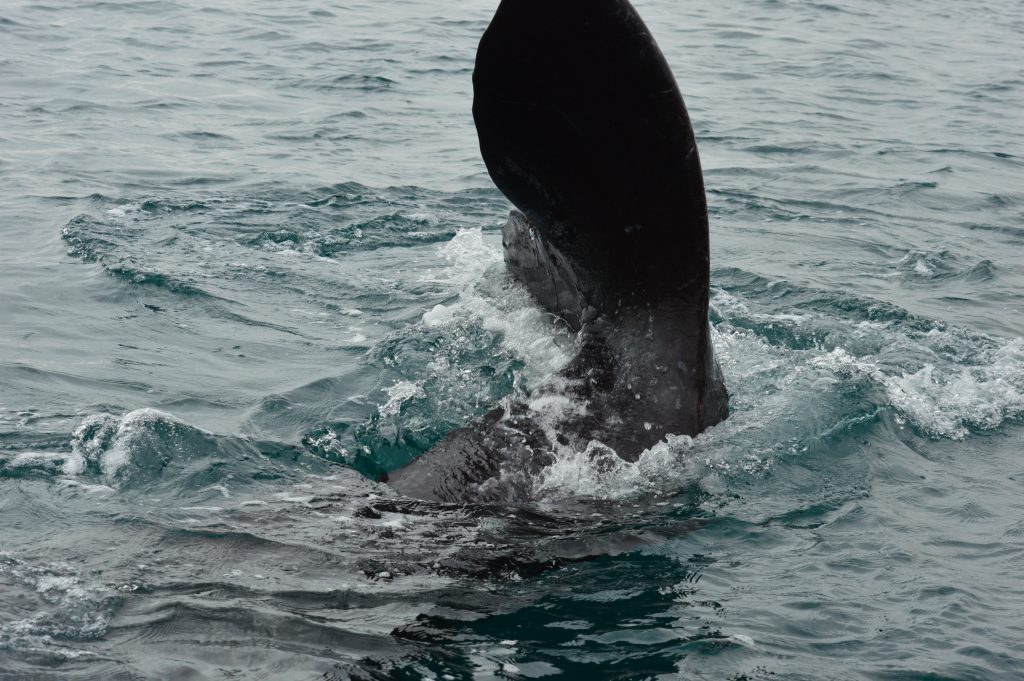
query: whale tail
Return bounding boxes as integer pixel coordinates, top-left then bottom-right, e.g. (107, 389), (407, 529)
(474, 0), (728, 458)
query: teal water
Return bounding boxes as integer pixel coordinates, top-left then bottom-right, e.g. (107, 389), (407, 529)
(2, 0), (1023, 679)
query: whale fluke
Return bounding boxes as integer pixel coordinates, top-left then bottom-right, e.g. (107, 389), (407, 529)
(386, 0), (728, 503)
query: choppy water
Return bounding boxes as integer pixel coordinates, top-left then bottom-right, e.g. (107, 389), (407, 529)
(2, 0), (1023, 678)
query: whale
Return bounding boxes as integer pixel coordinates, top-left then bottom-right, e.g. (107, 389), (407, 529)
(385, 0), (728, 503)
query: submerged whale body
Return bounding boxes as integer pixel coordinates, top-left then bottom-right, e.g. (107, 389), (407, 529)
(385, 0), (728, 502)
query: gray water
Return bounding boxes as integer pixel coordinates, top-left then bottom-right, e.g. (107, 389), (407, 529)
(2, 0), (1023, 679)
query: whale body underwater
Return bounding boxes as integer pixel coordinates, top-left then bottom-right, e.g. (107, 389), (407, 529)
(384, 0), (729, 503)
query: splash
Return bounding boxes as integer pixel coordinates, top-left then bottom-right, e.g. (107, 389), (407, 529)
(421, 228), (572, 381)
(68, 408), (188, 481)
(380, 381), (426, 417)
(872, 339), (1024, 438)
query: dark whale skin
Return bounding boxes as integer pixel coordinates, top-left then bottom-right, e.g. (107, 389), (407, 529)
(386, 0), (728, 503)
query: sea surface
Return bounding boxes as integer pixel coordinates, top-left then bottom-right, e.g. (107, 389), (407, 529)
(1, 0), (1023, 679)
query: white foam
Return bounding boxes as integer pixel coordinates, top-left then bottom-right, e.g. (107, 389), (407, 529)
(55, 479), (115, 494)
(880, 339), (1024, 438)
(422, 303), (455, 327)
(527, 393), (587, 421)
(420, 228), (572, 381)
(534, 434), (700, 501)
(0, 557), (113, 649)
(305, 429), (350, 459)
(403, 212), (437, 224)
(380, 381), (426, 417)
(273, 492), (314, 504)
(727, 633), (756, 647)
(66, 413), (115, 476)
(9, 451), (66, 469)
(198, 484), (231, 498)
(67, 408), (190, 480)
(105, 408), (183, 478)
(432, 227), (503, 287)
(105, 203), (141, 219)
(809, 337), (1024, 439)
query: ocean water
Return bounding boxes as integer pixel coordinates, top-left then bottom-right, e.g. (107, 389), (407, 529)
(1, 0), (1023, 678)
